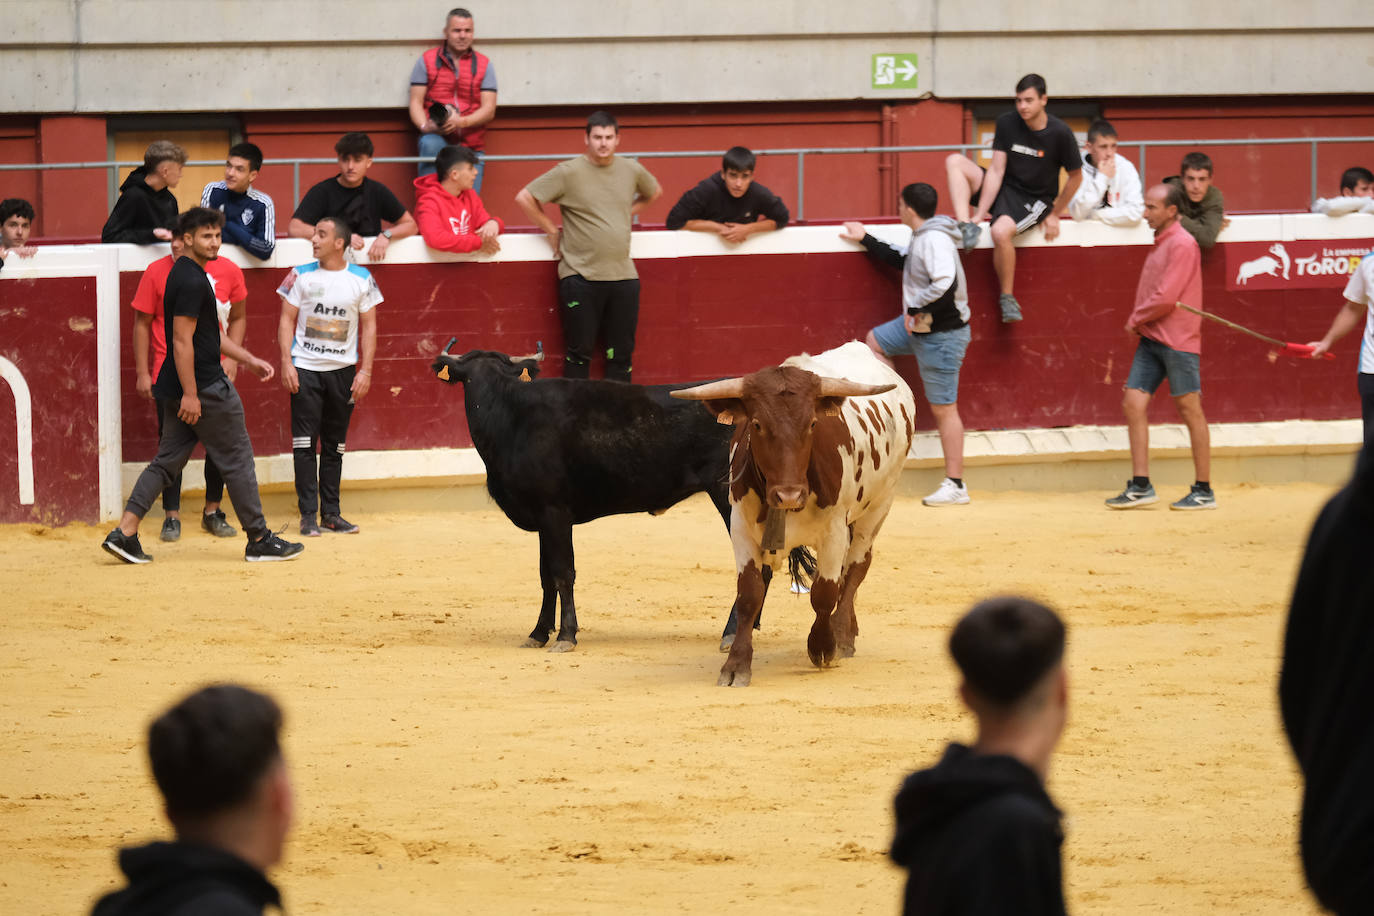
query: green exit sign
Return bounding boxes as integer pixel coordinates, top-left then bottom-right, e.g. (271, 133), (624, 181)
(872, 53), (918, 90)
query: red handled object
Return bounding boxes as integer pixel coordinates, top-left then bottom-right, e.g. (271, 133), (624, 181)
(1176, 304), (1336, 360)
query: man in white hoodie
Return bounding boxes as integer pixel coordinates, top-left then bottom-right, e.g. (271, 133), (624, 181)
(841, 182), (973, 506)
(1068, 119), (1143, 227)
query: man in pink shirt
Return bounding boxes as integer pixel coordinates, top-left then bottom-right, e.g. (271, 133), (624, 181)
(1106, 183), (1214, 511)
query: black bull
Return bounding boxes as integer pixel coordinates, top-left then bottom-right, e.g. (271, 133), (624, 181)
(431, 345), (813, 651)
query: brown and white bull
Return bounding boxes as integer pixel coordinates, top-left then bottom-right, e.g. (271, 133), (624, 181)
(672, 341), (916, 686)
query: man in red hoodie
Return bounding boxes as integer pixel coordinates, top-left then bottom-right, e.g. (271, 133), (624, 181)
(1106, 183), (1213, 511)
(413, 145), (502, 255)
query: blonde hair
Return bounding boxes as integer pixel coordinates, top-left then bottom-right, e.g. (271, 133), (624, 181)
(144, 140), (188, 169)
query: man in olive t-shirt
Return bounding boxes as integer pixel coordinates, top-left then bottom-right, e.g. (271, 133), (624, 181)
(516, 111), (661, 381)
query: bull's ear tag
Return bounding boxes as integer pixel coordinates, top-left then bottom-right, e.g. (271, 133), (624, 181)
(519, 368), (531, 381)
(437, 364), (451, 381)
(716, 410), (736, 425)
(823, 405), (841, 417)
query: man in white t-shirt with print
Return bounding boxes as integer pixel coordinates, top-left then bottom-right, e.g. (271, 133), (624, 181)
(1308, 253), (1374, 443)
(277, 216), (381, 536)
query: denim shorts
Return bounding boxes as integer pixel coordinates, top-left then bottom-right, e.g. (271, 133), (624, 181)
(1125, 335), (1201, 397)
(871, 317), (971, 405)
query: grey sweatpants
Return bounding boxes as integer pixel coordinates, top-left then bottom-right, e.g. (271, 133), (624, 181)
(125, 378), (267, 540)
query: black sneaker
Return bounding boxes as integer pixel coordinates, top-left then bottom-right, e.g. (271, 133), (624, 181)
(245, 532), (305, 563)
(321, 514), (360, 534)
(159, 517), (181, 542)
(102, 528), (152, 564)
(201, 510), (237, 538)
(300, 517), (321, 537)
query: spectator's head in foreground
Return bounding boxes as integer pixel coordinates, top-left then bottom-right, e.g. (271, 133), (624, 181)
(334, 132), (375, 189)
(1340, 166), (1374, 198)
(143, 140), (188, 191)
(950, 596), (1067, 774)
(223, 142), (264, 194)
(1013, 73), (1048, 124)
(720, 146), (758, 199)
(1178, 151), (1214, 204)
(1085, 118), (1119, 168)
(436, 144), (481, 193)
(1, 198), (35, 247)
(149, 684), (293, 869)
(585, 110), (620, 165)
(898, 181), (938, 229)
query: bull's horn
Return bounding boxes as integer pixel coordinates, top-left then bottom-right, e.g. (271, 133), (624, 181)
(817, 377), (896, 398)
(669, 377), (746, 400)
(512, 340), (546, 363)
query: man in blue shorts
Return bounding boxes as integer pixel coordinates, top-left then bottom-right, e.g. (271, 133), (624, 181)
(1105, 183), (1213, 511)
(841, 182), (972, 506)
(944, 74), (1081, 323)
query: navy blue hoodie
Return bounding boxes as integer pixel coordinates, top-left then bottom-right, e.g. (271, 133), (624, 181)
(91, 841), (281, 915)
(891, 743), (1067, 915)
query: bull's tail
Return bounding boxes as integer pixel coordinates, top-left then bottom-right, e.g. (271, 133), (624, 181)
(788, 546), (816, 588)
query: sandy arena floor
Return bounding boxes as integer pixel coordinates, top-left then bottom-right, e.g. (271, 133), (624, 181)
(0, 480), (1338, 914)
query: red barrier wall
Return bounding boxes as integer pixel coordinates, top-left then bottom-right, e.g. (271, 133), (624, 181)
(0, 276), (102, 523)
(111, 236), (1366, 465)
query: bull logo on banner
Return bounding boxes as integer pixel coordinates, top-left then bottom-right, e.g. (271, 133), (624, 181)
(1235, 243), (1291, 285)
(0, 356), (35, 506)
(1225, 239), (1373, 291)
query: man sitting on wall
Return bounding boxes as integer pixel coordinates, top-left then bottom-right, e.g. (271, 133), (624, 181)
(1, 198), (37, 270)
(943, 73), (1083, 323)
(1163, 152), (1227, 250)
(1312, 166), (1374, 216)
(201, 142), (276, 260)
(1067, 119), (1143, 227)
(102, 140), (186, 245)
(288, 132), (418, 262)
(665, 146), (790, 243)
(413, 144), (503, 254)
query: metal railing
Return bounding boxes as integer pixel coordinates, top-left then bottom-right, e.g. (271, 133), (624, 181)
(3, 135), (1372, 223)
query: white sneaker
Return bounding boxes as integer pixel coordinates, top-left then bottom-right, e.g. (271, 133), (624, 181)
(923, 478), (970, 506)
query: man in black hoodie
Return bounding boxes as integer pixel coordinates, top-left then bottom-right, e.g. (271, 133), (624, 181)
(90, 684), (292, 915)
(102, 140), (186, 244)
(891, 596), (1069, 915)
(665, 145), (789, 243)
(1280, 444), (1374, 914)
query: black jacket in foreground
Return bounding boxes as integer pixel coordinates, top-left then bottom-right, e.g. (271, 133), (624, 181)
(891, 743), (1067, 916)
(665, 172), (790, 230)
(1281, 444), (1374, 915)
(102, 168), (179, 245)
(91, 841), (281, 915)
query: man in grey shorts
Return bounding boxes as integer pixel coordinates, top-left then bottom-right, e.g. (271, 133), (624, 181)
(841, 182), (972, 506)
(1106, 184), (1214, 511)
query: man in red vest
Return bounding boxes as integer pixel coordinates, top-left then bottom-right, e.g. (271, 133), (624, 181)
(408, 7), (498, 189)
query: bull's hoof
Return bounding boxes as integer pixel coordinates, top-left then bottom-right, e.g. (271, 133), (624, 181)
(807, 632), (837, 669)
(717, 668), (751, 687)
(548, 640), (577, 653)
(719, 635), (734, 653)
(520, 637), (548, 648)
(838, 643), (856, 659)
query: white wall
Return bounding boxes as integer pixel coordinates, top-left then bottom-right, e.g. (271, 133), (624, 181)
(3, 1), (1371, 113)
